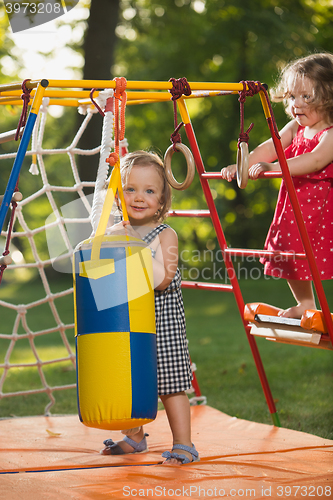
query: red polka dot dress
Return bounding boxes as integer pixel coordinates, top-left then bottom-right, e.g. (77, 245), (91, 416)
(261, 126), (333, 281)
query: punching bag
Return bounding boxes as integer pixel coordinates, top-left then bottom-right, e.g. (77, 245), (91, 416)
(73, 160), (158, 430)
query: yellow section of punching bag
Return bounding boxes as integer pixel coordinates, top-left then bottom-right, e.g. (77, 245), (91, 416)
(126, 245), (156, 334)
(77, 331), (133, 429)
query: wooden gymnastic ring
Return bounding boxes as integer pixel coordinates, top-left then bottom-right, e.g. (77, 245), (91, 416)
(164, 143), (195, 190)
(236, 141), (249, 189)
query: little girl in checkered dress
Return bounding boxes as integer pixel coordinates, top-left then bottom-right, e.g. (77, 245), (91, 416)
(100, 151), (199, 465)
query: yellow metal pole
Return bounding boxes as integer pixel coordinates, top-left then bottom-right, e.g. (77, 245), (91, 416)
(0, 90), (24, 96)
(48, 99), (82, 107)
(259, 90), (272, 119)
(0, 81), (245, 108)
(31, 80), (48, 114)
(47, 79), (249, 92)
(0, 80), (42, 93)
(0, 89), (92, 98)
(176, 98), (191, 125)
(0, 97), (23, 105)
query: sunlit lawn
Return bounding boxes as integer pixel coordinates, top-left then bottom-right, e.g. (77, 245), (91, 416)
(0, 274), (332, 440)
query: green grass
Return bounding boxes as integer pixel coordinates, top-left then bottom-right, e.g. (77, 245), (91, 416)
(0, 274), (332, 440)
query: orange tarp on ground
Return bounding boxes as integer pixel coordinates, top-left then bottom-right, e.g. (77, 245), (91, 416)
(1, 405), (332, 499)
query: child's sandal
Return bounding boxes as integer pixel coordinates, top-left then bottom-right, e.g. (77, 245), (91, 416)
(162, 443), (199, 464)
(100, 433), (149, 455)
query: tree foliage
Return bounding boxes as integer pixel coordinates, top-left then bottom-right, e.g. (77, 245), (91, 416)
(78, 0), (121, 188)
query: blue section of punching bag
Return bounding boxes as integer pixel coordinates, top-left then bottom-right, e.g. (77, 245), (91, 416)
(130, 332), (158, 420)
(75, 246), (130, 334)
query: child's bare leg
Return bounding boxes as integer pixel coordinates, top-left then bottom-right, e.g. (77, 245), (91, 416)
(160, 391), (193, 465)
(279, 279), (316, 318)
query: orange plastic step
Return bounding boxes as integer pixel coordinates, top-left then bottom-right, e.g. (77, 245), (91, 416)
(244, 303), (333, 350)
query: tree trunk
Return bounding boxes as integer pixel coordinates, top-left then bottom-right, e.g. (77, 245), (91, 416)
(78, 0), (121, 192)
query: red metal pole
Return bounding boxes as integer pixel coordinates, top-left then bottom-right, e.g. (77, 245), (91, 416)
(182, 281), (233, 292)
(190, 368), (202, 398)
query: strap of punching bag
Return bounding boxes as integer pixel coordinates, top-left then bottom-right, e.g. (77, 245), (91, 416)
(91, 155), (129, 262)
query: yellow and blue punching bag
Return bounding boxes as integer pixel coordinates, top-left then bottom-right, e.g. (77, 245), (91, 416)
(73, 161), (157, 430)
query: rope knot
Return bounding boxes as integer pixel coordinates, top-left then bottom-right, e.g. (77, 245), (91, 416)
(238, 124), (254, 147)
(170, 121), (184, 150)
(21, 79), (32, 103)
(238, 81), (258, 148)
(246, 80), (261, 97)
(168, 77), (190, 150)
(169, 77), (192, 101)
(238, 80), (262, 102)
(106, 152), (119, 167)
(112, 77), (127, 156)
(238, 81), (247, 104)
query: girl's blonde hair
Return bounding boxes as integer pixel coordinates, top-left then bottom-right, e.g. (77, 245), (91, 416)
(120, 150), (172, 222)
(270, 52), (333, 122)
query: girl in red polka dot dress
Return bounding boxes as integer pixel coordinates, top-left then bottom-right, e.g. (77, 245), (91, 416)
(222, 53), (333, 318)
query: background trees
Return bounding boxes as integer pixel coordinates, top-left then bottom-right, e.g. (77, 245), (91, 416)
(78, 0), (120, 186)
(1, 0), (333, 432)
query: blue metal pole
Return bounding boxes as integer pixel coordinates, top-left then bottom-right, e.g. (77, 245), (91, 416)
(0, 114), (37, 232)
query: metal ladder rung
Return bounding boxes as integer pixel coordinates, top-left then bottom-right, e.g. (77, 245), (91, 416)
(168, 209), (211, 217)
(224, 248), (306, 260)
